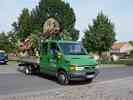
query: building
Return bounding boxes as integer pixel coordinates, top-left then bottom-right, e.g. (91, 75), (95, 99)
(111, 42), (133, 58)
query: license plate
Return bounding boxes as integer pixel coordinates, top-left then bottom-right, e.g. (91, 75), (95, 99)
(86, 75), (94, 78)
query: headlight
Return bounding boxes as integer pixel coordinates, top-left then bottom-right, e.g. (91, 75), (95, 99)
(69, 64), (76, 72)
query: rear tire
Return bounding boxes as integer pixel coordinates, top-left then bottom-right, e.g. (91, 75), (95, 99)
(24, 66), (31, 75)
(36, 66), (40, 74)
(57, 71), (69, 85)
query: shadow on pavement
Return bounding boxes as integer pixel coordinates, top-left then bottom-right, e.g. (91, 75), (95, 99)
(17, 66), (94, 86)
(35, 73), (92, 86)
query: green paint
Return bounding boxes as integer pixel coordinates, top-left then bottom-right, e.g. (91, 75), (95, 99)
(39, 40), (97, 76)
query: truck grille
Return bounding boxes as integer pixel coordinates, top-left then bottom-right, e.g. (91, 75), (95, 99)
(86, 72), (95, 75)
(78, 65), (95, 70)
(85, 66), (95, 69)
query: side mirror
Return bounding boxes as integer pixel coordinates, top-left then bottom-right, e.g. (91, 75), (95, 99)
(56, 51), (62, 59)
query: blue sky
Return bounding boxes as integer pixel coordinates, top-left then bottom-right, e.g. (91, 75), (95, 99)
(0, 0), (133, 42)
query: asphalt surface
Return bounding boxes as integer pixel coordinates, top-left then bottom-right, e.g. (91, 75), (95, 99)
(0, 64), (133, 95)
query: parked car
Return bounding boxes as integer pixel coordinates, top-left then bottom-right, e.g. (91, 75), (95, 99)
(0, 50), (8, 64)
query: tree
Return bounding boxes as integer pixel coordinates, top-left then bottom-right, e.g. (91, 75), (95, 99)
(61, 29), (79, 41)
(129, 41), (133, 46)
(7, 31), (18, 51)
(12, 22), (19, 33)
(12, 8), (32, 39)
(128, 41), (133, 58)
(31, 0), (79, 40)
(11, 0), (79, 54)
(69, 29), (79, 41)
(82, 12), (116, 55)
(0, 32), (14, 52)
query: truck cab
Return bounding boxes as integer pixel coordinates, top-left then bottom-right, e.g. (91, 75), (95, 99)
(39, 40), (98, 85)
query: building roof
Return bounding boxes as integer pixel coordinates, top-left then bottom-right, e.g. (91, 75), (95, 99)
(112, 42), (128, 49)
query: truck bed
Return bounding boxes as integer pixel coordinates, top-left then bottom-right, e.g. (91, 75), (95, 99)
(18, 56), (40, 64)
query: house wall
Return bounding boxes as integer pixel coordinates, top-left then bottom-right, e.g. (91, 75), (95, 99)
(120, 44), (133, 53)
(111, 49), (120, 53)
(120, 44), (129, 53)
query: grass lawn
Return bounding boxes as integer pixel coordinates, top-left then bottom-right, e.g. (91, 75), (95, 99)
(8, 60), (18, 64)
(97, 64), (127, 69)
(97, 58), (133, 68)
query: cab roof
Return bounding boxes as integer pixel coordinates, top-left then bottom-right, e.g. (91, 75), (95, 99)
(44, 40), (80, 44)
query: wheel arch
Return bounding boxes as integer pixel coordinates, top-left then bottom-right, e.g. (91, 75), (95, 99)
(57, 68), (67, 73)
(56, 68), (68, 77)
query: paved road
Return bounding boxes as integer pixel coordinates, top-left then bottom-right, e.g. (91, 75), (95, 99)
(0, 64), (133, 95)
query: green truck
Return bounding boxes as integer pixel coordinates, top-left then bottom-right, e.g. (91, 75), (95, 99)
(19, 39), (98, 85)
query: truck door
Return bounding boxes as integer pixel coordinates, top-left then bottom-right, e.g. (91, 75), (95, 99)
(40, 42), (49, 73)
(47, 42), (59, 75)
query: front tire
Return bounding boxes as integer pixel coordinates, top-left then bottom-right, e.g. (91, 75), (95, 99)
(86, 78), (93, 83)
(57, 71), (69, 85)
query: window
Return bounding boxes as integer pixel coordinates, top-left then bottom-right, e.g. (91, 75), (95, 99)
(0, 53), (5, 57)
(50, 43), (59, 56)
(59, 43), (86, 55)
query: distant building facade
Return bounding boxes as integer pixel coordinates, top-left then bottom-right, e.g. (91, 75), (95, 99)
(111, 42), (133, 59)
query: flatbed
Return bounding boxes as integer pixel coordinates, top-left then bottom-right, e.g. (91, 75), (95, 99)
(18, 56), (39, 64)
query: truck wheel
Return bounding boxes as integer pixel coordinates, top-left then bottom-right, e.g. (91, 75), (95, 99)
(4, 62), (7, 65)
(24, 66), (31, 75)
(86, 78), (93, 83)
(36, 67), (40, 74)
(57, 71), (69, 85)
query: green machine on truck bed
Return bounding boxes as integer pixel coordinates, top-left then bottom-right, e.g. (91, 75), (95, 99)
(18, 18), (98, 85)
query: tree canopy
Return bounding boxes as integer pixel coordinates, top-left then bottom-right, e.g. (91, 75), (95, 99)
(129, 41), (133, 46)
(12, 0), (79, 41)
(82, 12), (116, 55)
(0, 32), (16, 52)
(14, 8), (32, 39)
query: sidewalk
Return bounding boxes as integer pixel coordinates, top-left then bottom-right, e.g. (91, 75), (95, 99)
(1, 76), (133, 100)
(97, 64), (128, 69)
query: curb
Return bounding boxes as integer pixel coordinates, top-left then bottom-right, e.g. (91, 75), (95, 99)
(97, 64), (128, 69)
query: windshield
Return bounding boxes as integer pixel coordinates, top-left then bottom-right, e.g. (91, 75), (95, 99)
(59, 43), (87, 55)
(0, 53), (5, 57)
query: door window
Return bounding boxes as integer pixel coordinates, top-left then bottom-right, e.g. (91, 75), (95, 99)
(50, 43), (60, 59)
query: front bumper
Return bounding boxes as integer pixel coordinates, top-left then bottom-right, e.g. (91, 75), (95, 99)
(0, 60), (7, 64)
(0, 60), (5, 64)
(68, 69), (99, 81)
